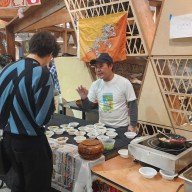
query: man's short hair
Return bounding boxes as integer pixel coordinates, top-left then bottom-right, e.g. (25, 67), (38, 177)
(29, 31), (60, 58)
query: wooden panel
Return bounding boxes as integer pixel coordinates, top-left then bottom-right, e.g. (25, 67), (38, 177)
(151, 56), (192, 131)
(113, 57), (147, 99)
(0, 9), (17, 18)
(138, 59), (172, 126)
(138, 121), (174, 135)
(6, 25), (15, 59)
(151, 0), (192, 55)
(92, 156), (184, 192)
(131, 0), (156, 53)
(175, 128), (192, 139)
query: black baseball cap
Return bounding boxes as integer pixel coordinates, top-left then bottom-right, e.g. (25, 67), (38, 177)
(90, 53), (113, 65)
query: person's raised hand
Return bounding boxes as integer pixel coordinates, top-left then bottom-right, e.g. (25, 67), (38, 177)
(76, 85), (88, 100)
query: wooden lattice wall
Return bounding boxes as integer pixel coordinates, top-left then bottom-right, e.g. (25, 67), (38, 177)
(138, 0), (192, 136)
(64, 0), (155, 56)
(63, 0), (192, 136)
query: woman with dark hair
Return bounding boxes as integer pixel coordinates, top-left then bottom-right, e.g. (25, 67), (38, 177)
(0, 31), (60, 192)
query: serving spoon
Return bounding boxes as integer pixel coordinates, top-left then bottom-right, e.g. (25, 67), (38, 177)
(157, 130), (172, 140)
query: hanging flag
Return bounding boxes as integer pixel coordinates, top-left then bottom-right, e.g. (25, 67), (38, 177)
(0, 0), (11, 7)
(79, 12), (127, 63)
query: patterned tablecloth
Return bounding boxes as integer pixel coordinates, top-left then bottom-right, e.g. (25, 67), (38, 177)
(48, 139), (105, 192)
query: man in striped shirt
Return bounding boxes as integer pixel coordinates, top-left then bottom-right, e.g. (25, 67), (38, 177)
(0, 31), (60, 192)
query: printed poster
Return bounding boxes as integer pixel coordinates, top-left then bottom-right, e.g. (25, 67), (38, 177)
(170, 14), (192, 39)
(102, 93), (114, 112)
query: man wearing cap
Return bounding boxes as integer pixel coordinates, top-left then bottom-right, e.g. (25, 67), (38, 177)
(77, 53), (138, 132)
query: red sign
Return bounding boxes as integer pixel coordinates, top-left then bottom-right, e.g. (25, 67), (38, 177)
(12, 0), (26, 7)
(26, 0), (41, 5)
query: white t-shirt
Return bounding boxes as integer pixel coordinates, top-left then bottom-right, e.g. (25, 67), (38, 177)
(88, 74), (136, 128)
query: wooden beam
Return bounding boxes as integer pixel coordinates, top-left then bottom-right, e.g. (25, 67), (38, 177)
(0, 32), (6, 54)
(69, 22), (77, 45)
(71, 31), (77, 45)
(20, 9), (71, 32)
(6, 26), (15, 60)
(132, 0), (156, 53)
(63, 23), (68, 54)
(9, 0), (65, 33)
(0, 9), (17, 18)
(0, 20), (7, 29)
(148, 0), (162, 7)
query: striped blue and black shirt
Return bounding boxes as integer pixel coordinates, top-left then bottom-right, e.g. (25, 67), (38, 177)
(0, 58), (54, 136)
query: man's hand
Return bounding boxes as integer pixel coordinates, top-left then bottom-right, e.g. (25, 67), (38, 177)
(76, 85), (88, 100)
(128, 125), (137, 133)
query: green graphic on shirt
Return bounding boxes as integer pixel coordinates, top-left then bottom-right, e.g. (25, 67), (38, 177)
(102, 93), (114, 112)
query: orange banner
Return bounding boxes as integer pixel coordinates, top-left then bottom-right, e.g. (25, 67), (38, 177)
(79, 12), (127, 63)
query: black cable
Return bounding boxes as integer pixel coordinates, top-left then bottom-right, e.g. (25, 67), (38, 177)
(176, 184), (184, 192)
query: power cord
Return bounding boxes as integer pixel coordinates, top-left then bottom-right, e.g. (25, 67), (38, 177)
(176, 184), (184, 192)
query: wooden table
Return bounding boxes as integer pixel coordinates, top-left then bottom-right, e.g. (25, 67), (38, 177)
(91, 156), (184, 192)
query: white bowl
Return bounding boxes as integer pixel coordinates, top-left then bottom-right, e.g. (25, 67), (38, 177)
(74, 136), (86, 143)
(96, 126), (106, 129)
(86, 125), (95, 128)
(56, 137), (68, 144)
(124, 132), (137, 139)
(45, 131), (54, 138)
(118, 149), (129, 158)
(106, 132), (118, 139)
(75, 131), (86, 136)
(97, 135), (109, 142)
(67, 129), (78, 135)
(54, 128), (65, 135)
(85, 127), (94, 133)
(106, 128), (116, 132)
(97, 129), (106, 134)
(94, 123), (105, 127)
(78, 126), (87, 131)
(87, 132), (99, 139)
(60, 124), (68, 128)
(68, 122), (79, 127)
(159, 170), (178, 180)
(139, 167), (157, 179)
(48, 126), (59, 131)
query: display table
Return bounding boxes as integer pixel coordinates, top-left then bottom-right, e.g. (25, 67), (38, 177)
(91, 156), (184, 192)
(47, 114), (132, 160)
(46, 114), (132, 192)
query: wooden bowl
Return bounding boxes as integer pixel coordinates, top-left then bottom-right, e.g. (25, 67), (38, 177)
(76, 99), (82, 107)
(78, 139), (104, 160)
